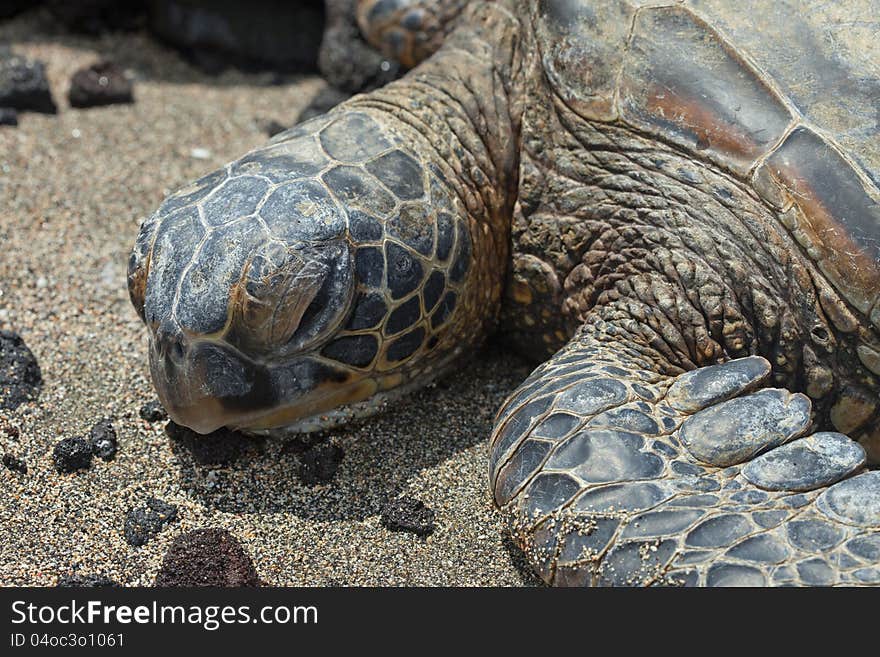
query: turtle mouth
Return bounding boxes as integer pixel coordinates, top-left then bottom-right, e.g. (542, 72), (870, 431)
(148, 336), (376, 435)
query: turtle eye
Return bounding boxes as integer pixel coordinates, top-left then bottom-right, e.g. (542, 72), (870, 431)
(231, 248), (324, 354)
(229, 242), (354, 356)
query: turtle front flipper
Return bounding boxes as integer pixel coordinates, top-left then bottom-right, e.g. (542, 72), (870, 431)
(356, 0), (470, 68)
(491, 324), (879, 586)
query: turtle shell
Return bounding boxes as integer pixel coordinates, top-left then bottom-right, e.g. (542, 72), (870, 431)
(535, 0), (880, 341)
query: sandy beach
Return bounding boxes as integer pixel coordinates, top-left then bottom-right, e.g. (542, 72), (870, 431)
(0, 11), (538, 586)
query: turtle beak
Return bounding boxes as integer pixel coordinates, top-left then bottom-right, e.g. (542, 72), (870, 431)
(148, 330), (276, 434)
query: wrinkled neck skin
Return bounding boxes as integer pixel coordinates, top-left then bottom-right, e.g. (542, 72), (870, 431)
(505, 72), (880, 449)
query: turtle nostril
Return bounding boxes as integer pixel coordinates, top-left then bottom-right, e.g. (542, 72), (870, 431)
(155, 322), (187, 365)
(169, 340), (185, 362)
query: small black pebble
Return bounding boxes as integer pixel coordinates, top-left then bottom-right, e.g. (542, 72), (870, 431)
(2, 453), (27, 474)
(0, 54), (56, 113)
(68, 60), (133, 108)
(0, 107), (17, 126)
(123, 497), (178, 547)
(166, 421), (243, 467)
(52, 437), (92, 474)
(89, 418), (117, 460)
(380, 496), (436, 537)
(0, 422), (19, 440)
(56, 574), (119, 587)
(155, 528), (260, 587)
(1, 329), (43, 411)
(139, 399), (167, 422)
(298, 443), (344, 486)
(280, 433), (326, 457)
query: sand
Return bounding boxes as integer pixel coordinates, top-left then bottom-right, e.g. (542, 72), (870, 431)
(0, 10), (538, 586)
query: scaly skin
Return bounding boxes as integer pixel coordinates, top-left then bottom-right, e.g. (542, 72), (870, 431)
(130, 1), (880, 585)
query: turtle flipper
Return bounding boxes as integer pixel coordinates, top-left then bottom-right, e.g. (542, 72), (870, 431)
(356, 0), (469, 68)
(491, 329), (880, 586)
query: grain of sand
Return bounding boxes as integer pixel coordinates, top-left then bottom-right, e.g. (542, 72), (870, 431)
(0, 11), (539, 586)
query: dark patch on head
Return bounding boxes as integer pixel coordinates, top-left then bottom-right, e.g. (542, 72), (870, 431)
(346, 292), (388, 330)
(365, 149), (425, 200)
(385, 242), (424, 299)
(355, 246), (385, 288)
(386, 296), (421, 335)
(386, 327), (425, 362)
(176, 220), (263, 336)
(322, 334), (378, 368)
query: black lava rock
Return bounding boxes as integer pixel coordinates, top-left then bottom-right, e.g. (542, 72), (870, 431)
(0, 107), (17, 126)
(0, 1), (37, 20)
(297, 443), (344, 486)
(123, 497), (178, 547)
(155, 528), (260, 587)
(68, 61), (133, 108)
(2, 453), (27, 474)
(52, 437), (92, 474)
(380, 496), (436, 537)
(0, 54), (56, 113)
(56, 574), (119, 587)
(88, 418), (117, 460)
(0, 330), (43, 410)
(138, 399), (167, 423)
(149, 0), (324, 73)
(47, 0), (146, 35)
(166, 421), (242, 467)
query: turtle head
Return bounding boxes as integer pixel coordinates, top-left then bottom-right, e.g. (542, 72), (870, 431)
(128, 114), (486, 435)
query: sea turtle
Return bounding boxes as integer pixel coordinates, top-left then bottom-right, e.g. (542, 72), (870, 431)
(128, 0), (880, 586)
